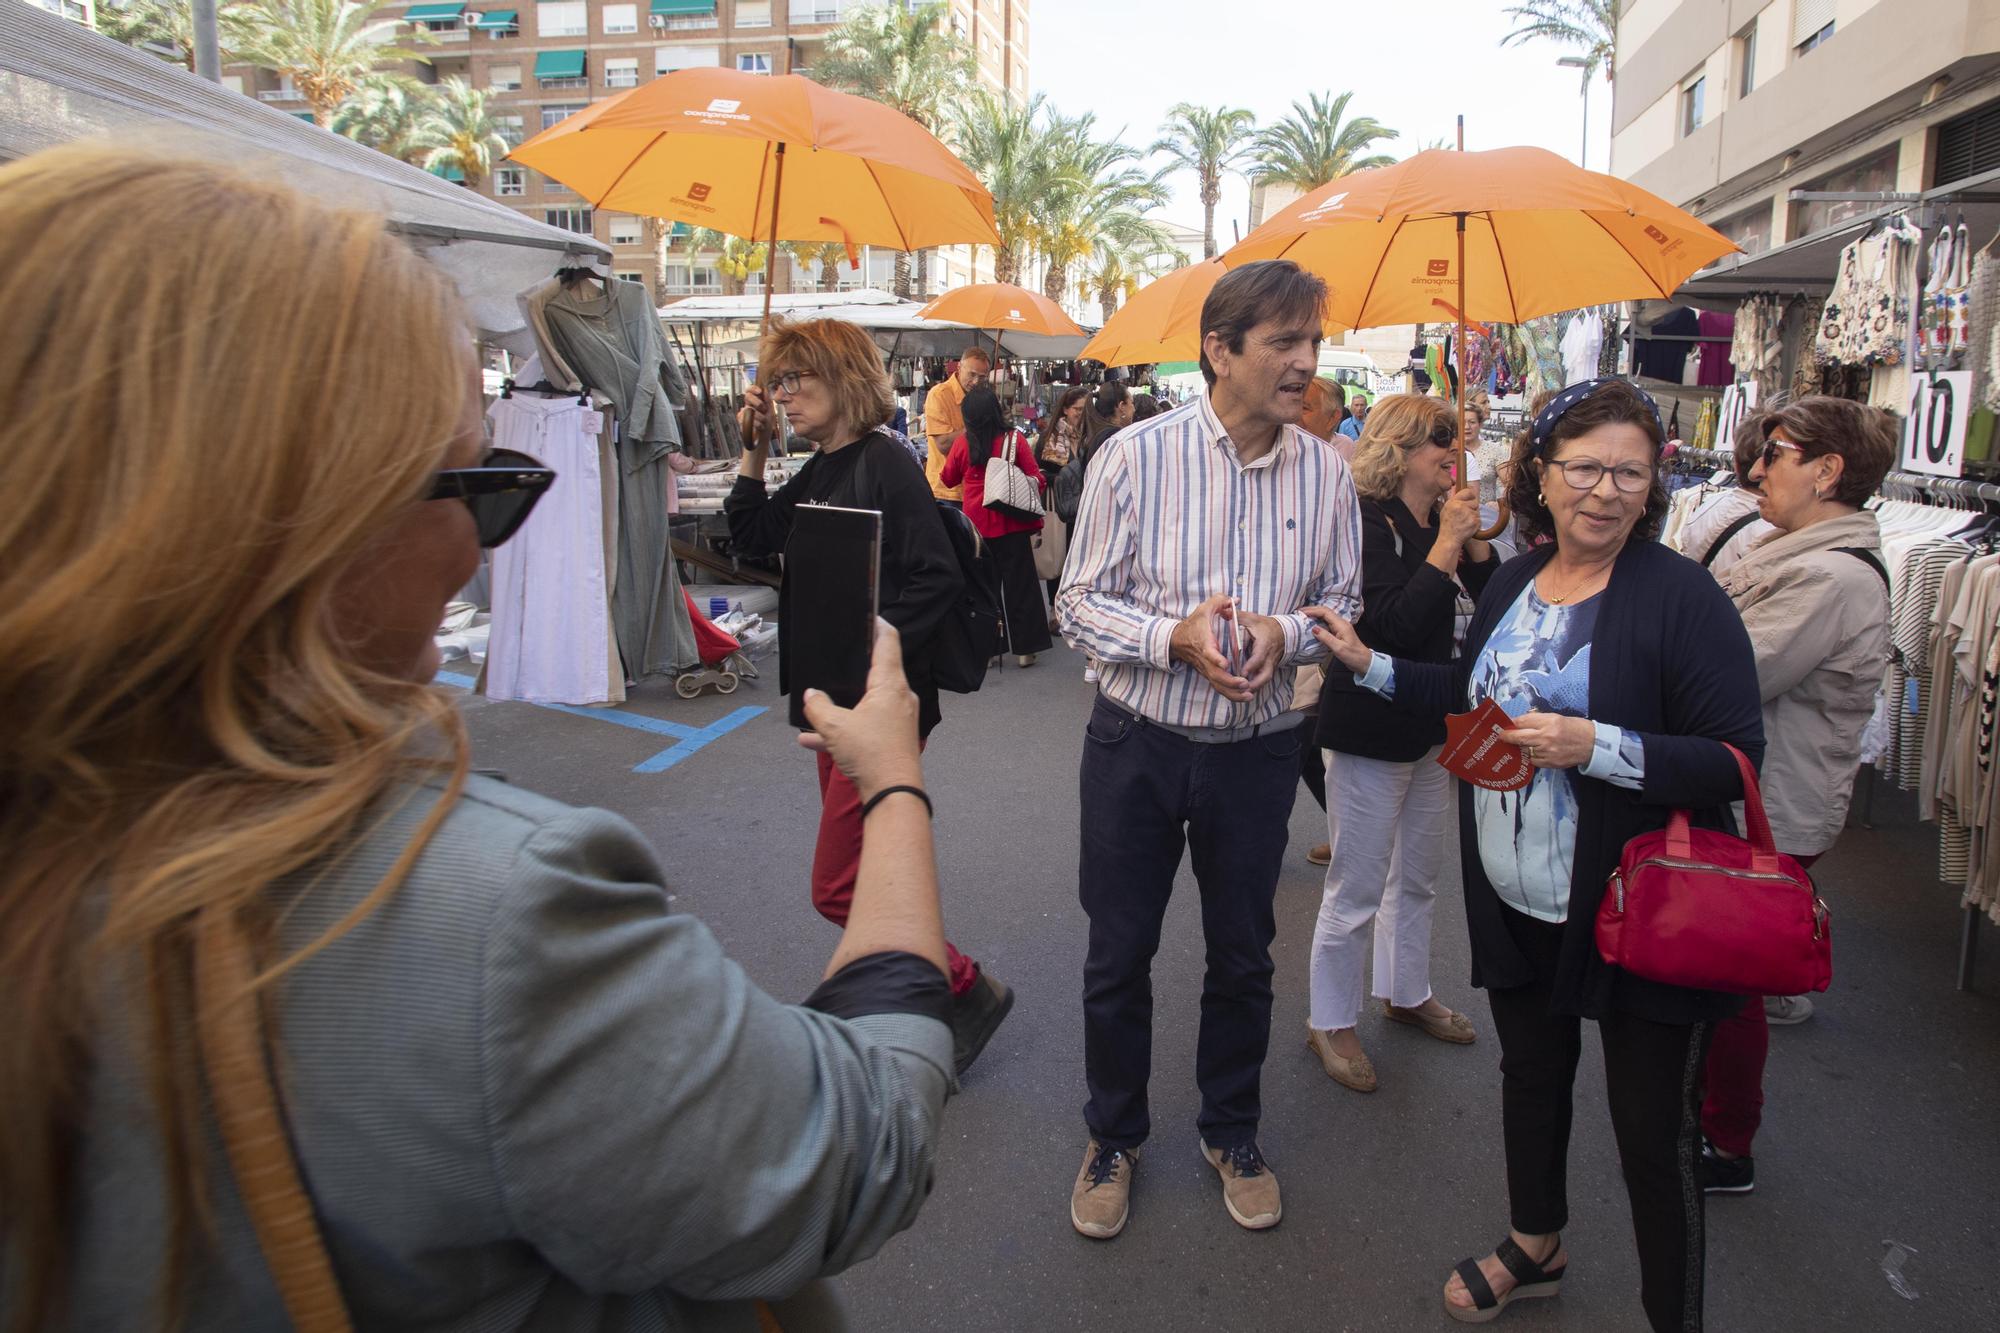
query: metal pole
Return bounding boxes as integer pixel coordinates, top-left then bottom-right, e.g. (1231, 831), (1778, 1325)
(761, 142), (784, 331)
(1580, 80), (1589, 172)
(193, 0), (222, 83)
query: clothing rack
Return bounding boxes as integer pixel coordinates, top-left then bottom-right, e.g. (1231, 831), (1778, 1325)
(1670, 446), (1734, 469)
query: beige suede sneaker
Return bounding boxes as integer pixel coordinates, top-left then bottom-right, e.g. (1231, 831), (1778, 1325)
(1201, 1141), (1282, 1230)
(1070, 1140), (1138, 1239)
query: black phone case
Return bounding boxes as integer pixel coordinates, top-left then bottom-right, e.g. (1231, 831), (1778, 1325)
(785, 505), (882, 729)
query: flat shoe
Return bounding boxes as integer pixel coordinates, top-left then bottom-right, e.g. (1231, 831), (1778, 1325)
(1384, 1000), (1477, 1044)
(1306, 1026), (1377, 1092)
(1306, 842), (1331, 866)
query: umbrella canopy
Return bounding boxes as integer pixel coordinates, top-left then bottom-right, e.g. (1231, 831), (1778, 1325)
(508, 68), (999, 254)
(1224, 146), (1736, 328)
(918, 283), (1084, 338)
(1081, 259), (1347, 367)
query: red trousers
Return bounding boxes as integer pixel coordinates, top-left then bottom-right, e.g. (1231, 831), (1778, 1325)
(813, 749), (978, 996)
(1701, 851), (1819, 1156)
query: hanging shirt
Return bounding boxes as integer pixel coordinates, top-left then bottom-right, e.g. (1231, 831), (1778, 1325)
(1560, 314), (1603, 387)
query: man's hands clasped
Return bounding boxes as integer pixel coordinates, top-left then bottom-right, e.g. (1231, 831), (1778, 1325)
(1171, 594), (1284, 704)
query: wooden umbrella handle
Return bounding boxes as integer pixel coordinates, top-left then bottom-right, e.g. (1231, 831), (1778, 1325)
(1477, 499), (1511, 541)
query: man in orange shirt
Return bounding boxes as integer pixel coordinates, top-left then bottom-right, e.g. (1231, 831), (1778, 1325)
(924, 347), (990, 505)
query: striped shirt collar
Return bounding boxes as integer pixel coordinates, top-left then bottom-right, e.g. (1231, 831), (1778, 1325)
(1194, 390), (1295, 472)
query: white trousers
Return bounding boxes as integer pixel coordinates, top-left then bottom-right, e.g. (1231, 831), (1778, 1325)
(1309, 746), (1451, 1030)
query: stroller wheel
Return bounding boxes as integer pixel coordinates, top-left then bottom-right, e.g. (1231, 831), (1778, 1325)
(674, 674), (703, 699)
(716, 672), (740, 694)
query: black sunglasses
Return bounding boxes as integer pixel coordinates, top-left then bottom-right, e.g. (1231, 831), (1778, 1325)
(427, 447), (556, 548)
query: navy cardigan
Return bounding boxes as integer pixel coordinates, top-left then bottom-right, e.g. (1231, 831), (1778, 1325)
(1391, 539), (1766, 1025)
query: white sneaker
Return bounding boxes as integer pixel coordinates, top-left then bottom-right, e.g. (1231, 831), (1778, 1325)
(1083, 666), (1099, 684)
(1764, 994), (1813, 1025)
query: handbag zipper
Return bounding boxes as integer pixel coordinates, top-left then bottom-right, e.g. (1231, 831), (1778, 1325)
(1611, 861), (1833, 941)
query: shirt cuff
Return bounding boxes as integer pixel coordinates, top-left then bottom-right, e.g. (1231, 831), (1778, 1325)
(1582, 722), (1647, 790)
(1355, 651), (1396, 697)
(1141, 617), (1178, 671)
(801, 950), (951, 1025)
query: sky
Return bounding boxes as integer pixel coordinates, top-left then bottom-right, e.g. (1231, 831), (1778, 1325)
(1029, 0), (1615, 245)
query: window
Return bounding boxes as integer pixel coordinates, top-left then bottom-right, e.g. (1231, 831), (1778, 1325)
(617, 271), (645, 285)
(1710, 204), (1771, 258)
(1795, 21), (1833, 55)
(1790, 145), (1900, 238)
(736, 1), (771, 26)
(488, 62), (522, 91)
(1680, 77), (1705, 138)
(657, 44), (720, 74)
(535, 1), (586, 37)
(604, 57), (639, 87)
(603, 3), (638, 33)
(495, 114), (526, 146)
(1792, 0), (1836, 56)
(1738, 24), (1757, 98)
(496, 167), (526, 196)
(737, 52), (772, 75)
(1937, 96), (2000, 188)
(476, 9), (519, 38)
(541, 103), (587, 130)
(544, 207), (595, 234)
(790, 3), (842, 22)
(221, 74), (245, 95)
(610, 217), (644, 245)
(661, 263), (721, 294)
(543, 174), (572, 195)
(658, 0), (720, 28)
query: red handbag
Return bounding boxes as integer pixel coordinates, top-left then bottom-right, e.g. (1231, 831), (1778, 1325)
(1596, 744), (1831, 996)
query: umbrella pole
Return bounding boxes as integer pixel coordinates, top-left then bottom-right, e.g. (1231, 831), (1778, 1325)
(761, 142), (785, 333)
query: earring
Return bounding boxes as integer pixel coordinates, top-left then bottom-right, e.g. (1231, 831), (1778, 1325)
(1538, 490), (1547, 504)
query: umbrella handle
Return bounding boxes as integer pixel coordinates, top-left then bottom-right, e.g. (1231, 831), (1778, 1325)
(1477, 500), (1511, 542)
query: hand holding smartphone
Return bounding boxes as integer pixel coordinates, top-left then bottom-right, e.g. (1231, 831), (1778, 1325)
(785, 505), (883, 728)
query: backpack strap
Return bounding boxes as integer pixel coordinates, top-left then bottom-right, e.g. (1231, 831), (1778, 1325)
(1831, 546), (1891, 596)
(1699, 510), (1762, 568)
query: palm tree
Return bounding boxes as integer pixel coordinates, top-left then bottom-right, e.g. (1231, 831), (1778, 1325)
(1251, 91), (1399, 192)
(409, 78), (508, 189)
(1085, 235), (1154, 324)
(231, 0), (431, 128)
(1150, 103), (1256, 260)
(689, 228), (769, 296)
(953, 92), (1074, 288)
(809, 1), (976, 297)
(1499, 1), (1617, 88)
(1033, 112), (1172, 310)
(333, 75), (433, 163)
(97, 0), (253, 70)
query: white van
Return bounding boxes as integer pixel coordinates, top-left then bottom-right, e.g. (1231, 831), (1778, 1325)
(1316, 347), (1382, 396)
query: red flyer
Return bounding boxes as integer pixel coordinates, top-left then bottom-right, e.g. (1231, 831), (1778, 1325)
(1437, 699), (1535, 791)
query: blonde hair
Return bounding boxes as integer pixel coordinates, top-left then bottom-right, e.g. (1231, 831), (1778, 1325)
(1349, 394), (1459, 502)
(0, 145), (475, 1330)
(758, 316), (895, 440)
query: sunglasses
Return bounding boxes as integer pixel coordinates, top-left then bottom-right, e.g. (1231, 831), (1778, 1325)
(1760, 439), (1804, 470)
(427, 447), (556, 548)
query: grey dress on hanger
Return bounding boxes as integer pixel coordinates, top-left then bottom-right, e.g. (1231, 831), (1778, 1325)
(544, 278), (700, 680)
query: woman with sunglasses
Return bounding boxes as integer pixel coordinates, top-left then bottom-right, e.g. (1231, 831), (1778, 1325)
(726, 318), (1015, 1076)
(1308, 379), (1764, 1331)
(0, 147), (960, 1331)
(1306, 395), (1499, 1096)
(1698, 397), (1895, 1196)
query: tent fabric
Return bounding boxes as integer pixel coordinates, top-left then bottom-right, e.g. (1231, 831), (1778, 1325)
(0, 4), (609, 343)
(660, 291), (1092, 361)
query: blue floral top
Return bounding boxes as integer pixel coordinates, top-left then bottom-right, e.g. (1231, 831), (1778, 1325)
(1358, 581), (1646, 922)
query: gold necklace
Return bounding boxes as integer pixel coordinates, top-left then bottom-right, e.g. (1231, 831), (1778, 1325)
(1539, 563), (1603, 605)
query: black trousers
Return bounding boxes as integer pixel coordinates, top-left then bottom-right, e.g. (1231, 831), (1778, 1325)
(1487, 904), (1711, 1333)
(1078, 696), (1301, 1151)
(988, 530), (1053, 656)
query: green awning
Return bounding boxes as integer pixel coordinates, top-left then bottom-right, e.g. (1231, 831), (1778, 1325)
(1154, 361), (1200, 376)
(427, 161), (466, 182)
(405, 2), (467, 20)
(470, 9), (517, 26)
(651, 0), (716, 14)
(534, 49), (586, 79)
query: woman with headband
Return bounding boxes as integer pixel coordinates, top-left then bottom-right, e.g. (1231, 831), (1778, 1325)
(1309, 379), (1764, 1331)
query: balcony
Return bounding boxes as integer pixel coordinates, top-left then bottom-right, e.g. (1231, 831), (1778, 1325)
(256, 88), (300, 102)
(538, 76), (589, 90)
(788, 6), (842, 24)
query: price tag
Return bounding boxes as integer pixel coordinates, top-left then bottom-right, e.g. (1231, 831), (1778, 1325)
(1437, 699), (1535, 791)
(1902, 372), (1971, 478)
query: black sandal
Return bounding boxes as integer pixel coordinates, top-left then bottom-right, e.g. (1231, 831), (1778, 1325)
(1444, 1234), (1565, 1324)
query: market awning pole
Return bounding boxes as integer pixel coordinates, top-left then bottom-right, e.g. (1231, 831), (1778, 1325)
(761, 142), (785, 332)
(192, 0), (220, 82)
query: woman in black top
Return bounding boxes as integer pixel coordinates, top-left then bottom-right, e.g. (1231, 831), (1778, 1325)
(725, 317), (1014, 1076)
(1306, 395), (1500, 1095)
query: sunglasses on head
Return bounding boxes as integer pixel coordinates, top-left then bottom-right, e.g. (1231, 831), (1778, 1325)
(427, 448), (556, 548)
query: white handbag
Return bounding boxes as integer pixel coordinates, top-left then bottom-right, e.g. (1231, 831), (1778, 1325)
(982, 430), (1045, 521)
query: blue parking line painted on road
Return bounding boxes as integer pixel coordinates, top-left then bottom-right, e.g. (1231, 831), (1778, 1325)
(432, 671), (765, 773)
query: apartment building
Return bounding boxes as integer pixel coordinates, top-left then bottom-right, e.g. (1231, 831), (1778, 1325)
(1611, 0), (2000, 299)
(229, 0), (1026, 300)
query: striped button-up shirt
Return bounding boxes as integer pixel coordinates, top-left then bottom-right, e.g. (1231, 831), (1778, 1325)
(1056, 393), (1364, 730)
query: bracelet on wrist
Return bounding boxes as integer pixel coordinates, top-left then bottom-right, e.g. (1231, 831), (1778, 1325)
(861, 785), (932, 820)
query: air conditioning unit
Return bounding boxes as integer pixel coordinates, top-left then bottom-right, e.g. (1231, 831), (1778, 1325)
(649, 13), (666, 26)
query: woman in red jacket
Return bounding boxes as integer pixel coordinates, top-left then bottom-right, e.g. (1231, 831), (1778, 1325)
(941, 384), (1053, 667)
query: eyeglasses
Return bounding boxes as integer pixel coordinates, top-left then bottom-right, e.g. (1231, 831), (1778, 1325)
(427, 447), (556, 548)
(1760, 439), (1804, 470)
(1546, 458), (1654, 493)
(769, 370), (819, 395)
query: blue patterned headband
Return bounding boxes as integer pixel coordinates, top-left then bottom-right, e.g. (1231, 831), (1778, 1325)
(1528, 377), (1666, 458)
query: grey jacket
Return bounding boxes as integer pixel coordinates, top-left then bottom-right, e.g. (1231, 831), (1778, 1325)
(61, 776), (953, 1331)
(1717, 510), (1892, 855)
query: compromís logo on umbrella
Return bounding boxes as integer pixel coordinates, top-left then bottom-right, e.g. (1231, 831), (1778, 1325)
(1297, 191), (1350, 223)
(1427, 259), (1450, 277)
(688, 182), (712, 201)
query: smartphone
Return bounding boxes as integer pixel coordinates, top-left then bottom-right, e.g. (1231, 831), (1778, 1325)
(786, 504), (882, 728)
(1214, 599), (1248, 678)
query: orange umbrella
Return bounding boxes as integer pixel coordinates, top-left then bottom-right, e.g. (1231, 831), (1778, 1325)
(509, 68), (1000, 325)
(918, 283), (1085, 338)
(1225, 144), (1737, 527)
(1080, 259), (1348, 367)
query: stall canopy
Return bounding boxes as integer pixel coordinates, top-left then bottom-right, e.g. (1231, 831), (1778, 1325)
(0, 4), (611, 343)
(661, 290), (1095, 360)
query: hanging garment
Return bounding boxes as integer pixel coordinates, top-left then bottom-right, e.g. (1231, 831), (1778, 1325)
(1696, 310), (1736, 386)
(543, 277), (689, 451)
(1969, 249), (2000, 409)
(485, 393), (622, 705)
(1635, 306), (1698, 381)
(1560, 312), (1603, 386)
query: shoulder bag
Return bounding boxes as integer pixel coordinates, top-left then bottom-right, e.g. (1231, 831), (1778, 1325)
(1596, 744), (1832, 996)
(982, 431), (1044, 523)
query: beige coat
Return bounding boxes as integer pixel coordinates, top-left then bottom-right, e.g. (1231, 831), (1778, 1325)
(1717, 510), (1892, 855)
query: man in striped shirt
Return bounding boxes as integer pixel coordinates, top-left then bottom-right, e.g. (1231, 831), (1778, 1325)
(1057, 260), (1364, 1241)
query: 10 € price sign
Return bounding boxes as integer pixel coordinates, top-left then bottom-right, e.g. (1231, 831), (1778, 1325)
(1902, 372), (1972, 478)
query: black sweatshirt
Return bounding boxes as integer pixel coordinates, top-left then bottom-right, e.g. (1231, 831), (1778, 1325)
(725, 432), (963, 737)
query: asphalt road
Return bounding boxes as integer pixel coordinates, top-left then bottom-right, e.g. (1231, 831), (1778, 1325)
(453, 637), (2000, 1331)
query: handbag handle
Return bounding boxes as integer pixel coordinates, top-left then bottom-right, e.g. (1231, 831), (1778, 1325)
(1663, 743), (1777, 873)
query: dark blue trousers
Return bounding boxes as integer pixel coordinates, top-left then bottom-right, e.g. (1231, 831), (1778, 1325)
(1079, 695), (1302, 1151)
